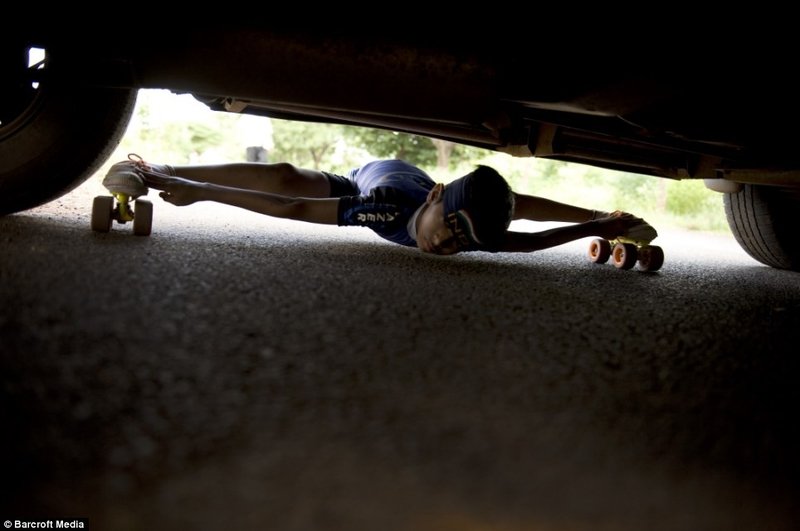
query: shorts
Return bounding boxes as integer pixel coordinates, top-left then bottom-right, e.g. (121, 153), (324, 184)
(322, 171), (358, 198)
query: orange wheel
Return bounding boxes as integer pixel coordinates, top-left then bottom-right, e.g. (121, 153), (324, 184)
(638, 245), (664, 272)
(611, 242), (638, 270)
(588, 238), (611, 264)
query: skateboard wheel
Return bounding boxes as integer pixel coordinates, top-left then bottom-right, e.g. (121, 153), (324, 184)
(133, 199), (153, 236)
(588, 238), (611, 264)
(637, 245), (664, 272)
(611, 242), (638, 270)
(91, 196), (114, 232)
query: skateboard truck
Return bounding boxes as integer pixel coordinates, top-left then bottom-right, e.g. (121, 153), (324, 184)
(91, 192), (153, 236)
(588, 237), (664, 272)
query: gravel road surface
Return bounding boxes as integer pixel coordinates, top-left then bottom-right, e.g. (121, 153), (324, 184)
(2, 180), (799, 530)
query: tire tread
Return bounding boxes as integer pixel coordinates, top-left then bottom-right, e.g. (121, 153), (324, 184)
(724, 185), (799, 270)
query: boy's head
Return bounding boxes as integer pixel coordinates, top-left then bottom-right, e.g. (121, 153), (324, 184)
(416, 166), (514, 254)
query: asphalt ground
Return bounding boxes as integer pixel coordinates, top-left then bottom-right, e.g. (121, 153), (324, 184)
(2, 180), (799, 530)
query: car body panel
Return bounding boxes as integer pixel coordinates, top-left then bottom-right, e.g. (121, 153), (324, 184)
(21, 24), (800, 185)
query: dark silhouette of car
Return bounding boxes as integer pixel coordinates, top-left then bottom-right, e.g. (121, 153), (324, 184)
(4, 26), (798, 270)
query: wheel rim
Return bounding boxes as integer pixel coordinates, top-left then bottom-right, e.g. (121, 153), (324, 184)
(612, 243), (637, 270)
(590, 241), (601, 259)
(588, 238), (611, 264)
(0, 44), (47, 141)
(612, 245), (626, 264)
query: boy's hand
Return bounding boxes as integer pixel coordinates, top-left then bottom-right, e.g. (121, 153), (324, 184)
(140, 171), (176, 188)
(144, 174), (207, 206)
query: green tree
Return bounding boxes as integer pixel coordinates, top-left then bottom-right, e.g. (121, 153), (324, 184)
(665, 179), (719, 216)
(431, 138), (455, 170)
(343, 126), (491, 171)
(343, 127), (436, 167)
(432, 138), (491, 171)
(187, 123), (224, 153)
(271, 119), (344, 169)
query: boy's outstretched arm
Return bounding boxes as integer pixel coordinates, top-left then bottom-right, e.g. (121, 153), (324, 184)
(512, 192), (595, 223)
(153, 177), (339, 224)
(500, 215), (639, 253)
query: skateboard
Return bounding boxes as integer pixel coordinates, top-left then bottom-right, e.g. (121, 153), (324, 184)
(91, 193), (153, 236)
(587, 237), (664, 272)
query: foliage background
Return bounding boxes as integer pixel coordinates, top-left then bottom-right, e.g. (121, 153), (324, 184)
(118, 90), (728, 232)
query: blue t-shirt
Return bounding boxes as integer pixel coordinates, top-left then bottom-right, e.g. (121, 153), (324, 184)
(337, 160), (435, 246)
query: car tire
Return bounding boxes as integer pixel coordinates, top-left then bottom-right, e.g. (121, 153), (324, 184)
(0, 47), (136, 216)
(724, 184), (800, 271)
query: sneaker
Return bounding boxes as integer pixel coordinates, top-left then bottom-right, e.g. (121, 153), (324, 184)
(102, 154), (151, 197)
(601, 210), (658, 242)
(623, 217), (658, 241)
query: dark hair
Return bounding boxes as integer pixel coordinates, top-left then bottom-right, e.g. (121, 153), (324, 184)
(466, 165), (514, 249)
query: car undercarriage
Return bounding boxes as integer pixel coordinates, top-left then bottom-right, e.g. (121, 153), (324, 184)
(3, 26), (799, 269)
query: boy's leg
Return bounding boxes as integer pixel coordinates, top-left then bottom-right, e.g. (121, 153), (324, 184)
(167, 162), (332, 198)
